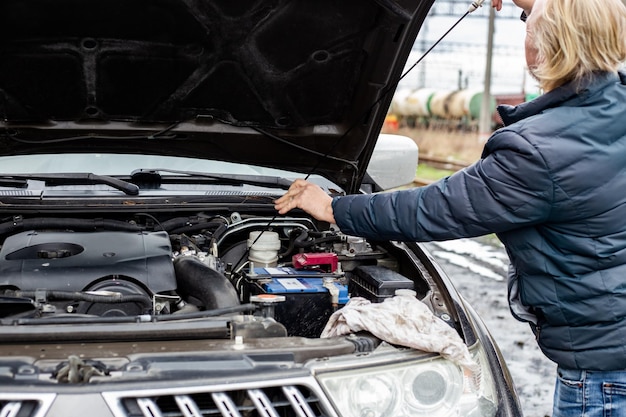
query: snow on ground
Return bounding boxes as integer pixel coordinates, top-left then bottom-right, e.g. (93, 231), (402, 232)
(429, 238), (508, 281)
(425, 238), (555, 417)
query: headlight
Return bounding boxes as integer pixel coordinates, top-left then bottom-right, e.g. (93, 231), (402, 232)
(316, 344), (497, 417)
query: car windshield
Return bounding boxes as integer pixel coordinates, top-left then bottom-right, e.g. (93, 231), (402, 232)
(0, 153), (307, 178)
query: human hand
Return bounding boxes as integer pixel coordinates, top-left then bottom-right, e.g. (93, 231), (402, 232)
(274, 179), (336, 224)
(512, 0), (533, 13)
(491, 0), (533, 13)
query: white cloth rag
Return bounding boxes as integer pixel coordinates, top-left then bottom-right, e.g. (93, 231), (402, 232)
(321, 295), (476, 370)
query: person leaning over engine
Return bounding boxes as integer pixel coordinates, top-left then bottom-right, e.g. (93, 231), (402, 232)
(275, 0), (626, 415)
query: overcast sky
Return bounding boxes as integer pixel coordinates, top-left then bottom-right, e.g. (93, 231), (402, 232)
(400, 12), (537, 95)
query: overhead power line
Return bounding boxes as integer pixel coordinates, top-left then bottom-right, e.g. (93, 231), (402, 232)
(412, 41), (522, 56)
(429, 0), (522, 19)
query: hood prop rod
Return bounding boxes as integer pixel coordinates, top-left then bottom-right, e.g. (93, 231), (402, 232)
(233, 0), (489, 272)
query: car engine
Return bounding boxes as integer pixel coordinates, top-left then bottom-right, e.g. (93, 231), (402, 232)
(0, 212), (428, 338)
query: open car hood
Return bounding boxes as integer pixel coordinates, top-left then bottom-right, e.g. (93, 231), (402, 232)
(0, 0), (432, 193)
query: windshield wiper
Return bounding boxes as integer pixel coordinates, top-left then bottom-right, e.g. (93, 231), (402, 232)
(0, 173), (139, 195)
(131, 168), (294, 190)
(0, 177), (28, 188)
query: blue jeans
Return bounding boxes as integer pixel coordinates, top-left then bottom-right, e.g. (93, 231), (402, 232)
(553, 366), (626, 417)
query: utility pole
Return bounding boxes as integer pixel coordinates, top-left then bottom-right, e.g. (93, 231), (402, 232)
(479, 5), (495, 140)
(418, 18), (429, 87)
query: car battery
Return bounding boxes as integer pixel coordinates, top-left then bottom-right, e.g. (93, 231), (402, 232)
(246, 266), (348, 337)
(349, 264), (414, 302)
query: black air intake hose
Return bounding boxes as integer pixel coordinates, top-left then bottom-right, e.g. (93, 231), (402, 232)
(174, 256), (240, 310)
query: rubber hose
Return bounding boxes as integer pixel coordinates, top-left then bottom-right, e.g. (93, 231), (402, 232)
(9, 290), (152, 309)
(174, 256), (240, 310)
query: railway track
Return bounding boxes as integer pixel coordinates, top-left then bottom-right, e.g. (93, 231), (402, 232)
(418, 155), (470, 171)
(412, 155), (470, 187)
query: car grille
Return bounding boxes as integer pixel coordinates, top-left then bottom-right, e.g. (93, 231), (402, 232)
(0, 394), (55, 417)
(103, 377), (336, 417)
(0, 190), (38, 196)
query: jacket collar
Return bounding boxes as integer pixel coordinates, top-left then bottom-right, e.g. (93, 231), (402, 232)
(498, 71), (624, 126)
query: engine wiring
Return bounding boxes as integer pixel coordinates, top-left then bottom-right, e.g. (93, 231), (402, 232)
(0, 0), (492, 321)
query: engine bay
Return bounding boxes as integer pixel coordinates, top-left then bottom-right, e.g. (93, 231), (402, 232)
(0, 212), (436, 339)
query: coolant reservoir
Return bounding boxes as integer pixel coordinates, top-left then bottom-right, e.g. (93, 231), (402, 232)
(247, 231), (280, 267)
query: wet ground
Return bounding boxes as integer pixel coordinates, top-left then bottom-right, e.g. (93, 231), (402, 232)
(424, 238), (555, 417)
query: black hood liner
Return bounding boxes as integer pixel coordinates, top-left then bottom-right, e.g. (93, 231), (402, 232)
(0, 0), (432, 192)
(0, 0), (382, 127)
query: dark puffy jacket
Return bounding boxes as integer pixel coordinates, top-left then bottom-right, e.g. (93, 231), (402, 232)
(332, 71), (626, 371)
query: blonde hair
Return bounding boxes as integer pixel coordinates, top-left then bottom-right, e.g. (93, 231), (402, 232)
(531, 0), (626, 91)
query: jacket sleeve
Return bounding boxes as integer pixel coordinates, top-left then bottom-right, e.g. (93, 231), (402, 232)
(332, 129), (554, 242)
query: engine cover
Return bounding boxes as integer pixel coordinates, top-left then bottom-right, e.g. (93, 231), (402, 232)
(0, 230), (176, 294)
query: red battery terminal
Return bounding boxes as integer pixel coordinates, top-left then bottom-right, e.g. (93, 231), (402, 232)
(292, 252), (338, 272)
